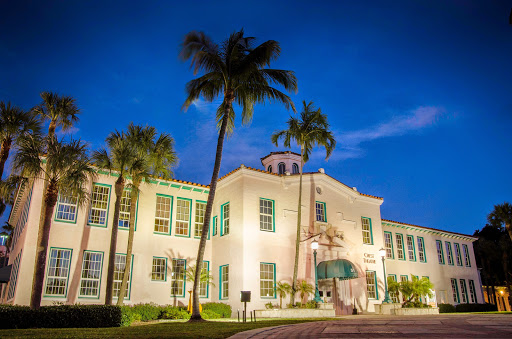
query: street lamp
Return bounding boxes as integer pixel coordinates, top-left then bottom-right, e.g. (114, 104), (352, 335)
(379, 248), (392, 303)
(311, 239), (322, 303)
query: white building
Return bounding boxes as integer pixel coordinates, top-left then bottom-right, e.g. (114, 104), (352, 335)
(2, 151), (483, 315)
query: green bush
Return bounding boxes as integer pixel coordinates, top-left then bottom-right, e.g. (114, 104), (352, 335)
(161, 306), (190, 320)
(0, 305), (124, 329)
(402, 301), (430, 308)
(438, 303), (456, 313)
(200, 309), (221, 319)
(455, 303), (498, 313)
(131, 303), (162, 322)
(304, 301), (317, 309)
(202, 302), (232, 318)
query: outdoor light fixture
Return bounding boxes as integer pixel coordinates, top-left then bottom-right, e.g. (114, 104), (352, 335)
(379, 247), (392, 303)
(311, 239), (322, 303)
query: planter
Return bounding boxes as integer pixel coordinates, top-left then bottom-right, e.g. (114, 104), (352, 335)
(392, 307), (439, 315)
(255, 308), (336, 318)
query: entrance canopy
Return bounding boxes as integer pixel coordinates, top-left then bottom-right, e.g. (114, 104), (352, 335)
(317, 259), (358, 281)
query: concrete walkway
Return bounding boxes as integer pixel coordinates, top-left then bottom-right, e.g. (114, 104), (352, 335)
(229, 314), (512, 338)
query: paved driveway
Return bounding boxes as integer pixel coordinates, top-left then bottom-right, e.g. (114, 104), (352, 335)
(229, 314), (512, 338)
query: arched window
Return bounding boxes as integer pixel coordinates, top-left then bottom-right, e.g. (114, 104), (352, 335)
(267, 165), (272, 172)
(292, 163), (299, 174)
(278, 162), (286, 174)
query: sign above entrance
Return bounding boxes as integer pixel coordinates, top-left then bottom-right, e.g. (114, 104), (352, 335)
(363, 253), (376, 264)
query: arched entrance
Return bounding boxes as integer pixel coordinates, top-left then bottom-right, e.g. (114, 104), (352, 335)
(317, 259), (358, 315)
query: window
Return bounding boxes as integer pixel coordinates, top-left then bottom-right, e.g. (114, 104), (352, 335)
(171, 259), (186, 297)
(278, 162), (286, 174)
(7, 251), (22, 300)
(213, 216), (218, 236)
(221, 202), (230, 236)
(454, 243), (463, 266)
(468, 280), (477, 303)
(119, 189), (132, 229)
(292, 163), (299, 174)
(113, 254), (132, 299)
(175, 198), (191, 237)
(55, 193), (78, 223)
(79, 251), (103, 298)
(388, 275), (399, 303)
(267, 165), (272, 172)
(366, 271), (377, 299)
(315, 202), (326, 222)
(417, 237), (426, 263)
(436, 240), (445, 264)
(362, 217), (373, 244)
(396, 234), (405, 260)
(154, 194), (172, 234)
(88, 184), (110, 227)
(450, 278), (459, 303)
(260, 263), (276, 298)
(194, 201), (207, 238)
(199, 261), (209, 298)
(152, 257), (167, 281)
(400, 275), (408, 282)
(462, 244), (471, 267)
(45, 248), (72, 297)
(259, 198), (274, 232)
(384, 232), (394, 259)
(11, 188), (32, 249)
(459, 279), (468, 303)
(446, 242), (454, 265)
(220, 264), (229, 299)
(406, 235), (416, 261)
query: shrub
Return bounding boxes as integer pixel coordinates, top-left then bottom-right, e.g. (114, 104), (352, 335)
(438, 303), (456, 313)
(202, 302), (232, 318)
(402, 301), (430, 308)
(200, 309), (221, 319)
(131, 303), (162, 322)
(161, 306), (190, 320)
(0, 305), (124, 329)
(265, 302), (274, 309)
(305, 300), (317, 309)
(455, 303), (498, 313)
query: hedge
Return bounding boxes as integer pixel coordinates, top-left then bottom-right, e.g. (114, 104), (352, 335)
(438, 303), (456, 313)
(202, 302), (232, 318)
(455, 303), (498, 313)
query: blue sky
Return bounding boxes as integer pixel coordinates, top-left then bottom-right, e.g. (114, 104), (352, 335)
(1, 0), (511, 235)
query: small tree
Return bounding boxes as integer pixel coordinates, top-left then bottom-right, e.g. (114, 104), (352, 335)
(276, 281), (292, 308)
(185, 264), (215, 289)
(297, 280), (314, 304)
(387, 277), (400, 303)
(399, 277), (433, 306)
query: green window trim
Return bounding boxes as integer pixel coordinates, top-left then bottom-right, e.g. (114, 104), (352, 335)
(113, 253), (134, 300)
(175, 197), (192, 238)
(154, 193), (173, 236)
(417, 236), (426, 263)
(43, 247), (73, 299)
(396, 233), (406, 261)
(54, 194), (79, 224)
(388, 274), (397, 281)
(462, 244), (471, 267)
(199, 261), (210, 299)
(87, 183), (112, 228)
(170, 258), (186, 297)
(6, 250), (22, 301)
(454, 243), (463, 266)
(406, 235), (416, 261)
(194, 200), (209, 240)
(151, 256), (168, 282)
(451, 278), (460, 303)
(221, 202), (230, 236)
(446, 242), (454, 266)
(315, 201), (327, 223)
(365, 270), (378, 300)
(78, 250), (104, 299)
(260, 262), (276, 299)
(400, 275), (409, 282)
(119, 189), (139, 232)
(259, 198), (275, 232)
(212, 216), (218, 236)
(436, 240), (445, 265)
(383, 231), (394, 259)
(361, 217), (373, 245)
(219, 264), (229, 300)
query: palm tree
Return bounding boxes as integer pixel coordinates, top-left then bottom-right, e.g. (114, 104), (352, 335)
(12, 135), (94, 309)
(297, 280), (314, 304)
(276, 281), (292, 308)
(271, 101), (336, 305)
(116, 124), (177, 304)
(488, 202), (512, 241)
(180, 29), (297, 321)
(92, 131), (138, 305)
(0, 101), (41, 179)
(185, 264), (216, 288)
(31, 92), (80, 138)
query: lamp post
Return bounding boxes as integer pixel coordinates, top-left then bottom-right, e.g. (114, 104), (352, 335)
(311, 239), (322, 303)
(379, 248), (392, 303)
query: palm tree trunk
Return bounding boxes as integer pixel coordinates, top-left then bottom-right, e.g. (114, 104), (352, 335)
(48, 120), (57, 139)
(0, 137), (12, 179)
(105, 176), (125, 305)
(189, 99), (232, 322)
(506, 223), (512, 243)
(290, 144), (304, 306)
(30, 180), (58, 309)
(117, 179), (138, 305)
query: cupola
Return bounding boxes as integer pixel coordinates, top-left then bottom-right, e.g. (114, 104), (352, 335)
(260, 151), (302, 175)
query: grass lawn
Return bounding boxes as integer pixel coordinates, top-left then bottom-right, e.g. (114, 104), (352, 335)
(0, 318), (337, 339)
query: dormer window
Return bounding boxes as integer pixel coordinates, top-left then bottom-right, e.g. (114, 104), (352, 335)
(292, 163), (299, 174)
(278, 163), (286, 174)
(267, 165), (272, 172)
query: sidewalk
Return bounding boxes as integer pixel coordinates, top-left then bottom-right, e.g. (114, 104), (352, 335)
(228, 314), (512, 338)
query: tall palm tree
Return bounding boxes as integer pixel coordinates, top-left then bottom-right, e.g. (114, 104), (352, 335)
(31, 92), (80, 138)
(116, 124), (177, 304)
(488, 202), (512, 241)
(92, 131), (138, 305)
(180, 29), (297, 321)
(12, 135), (94, 309)
(271, 101), (336, 305)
